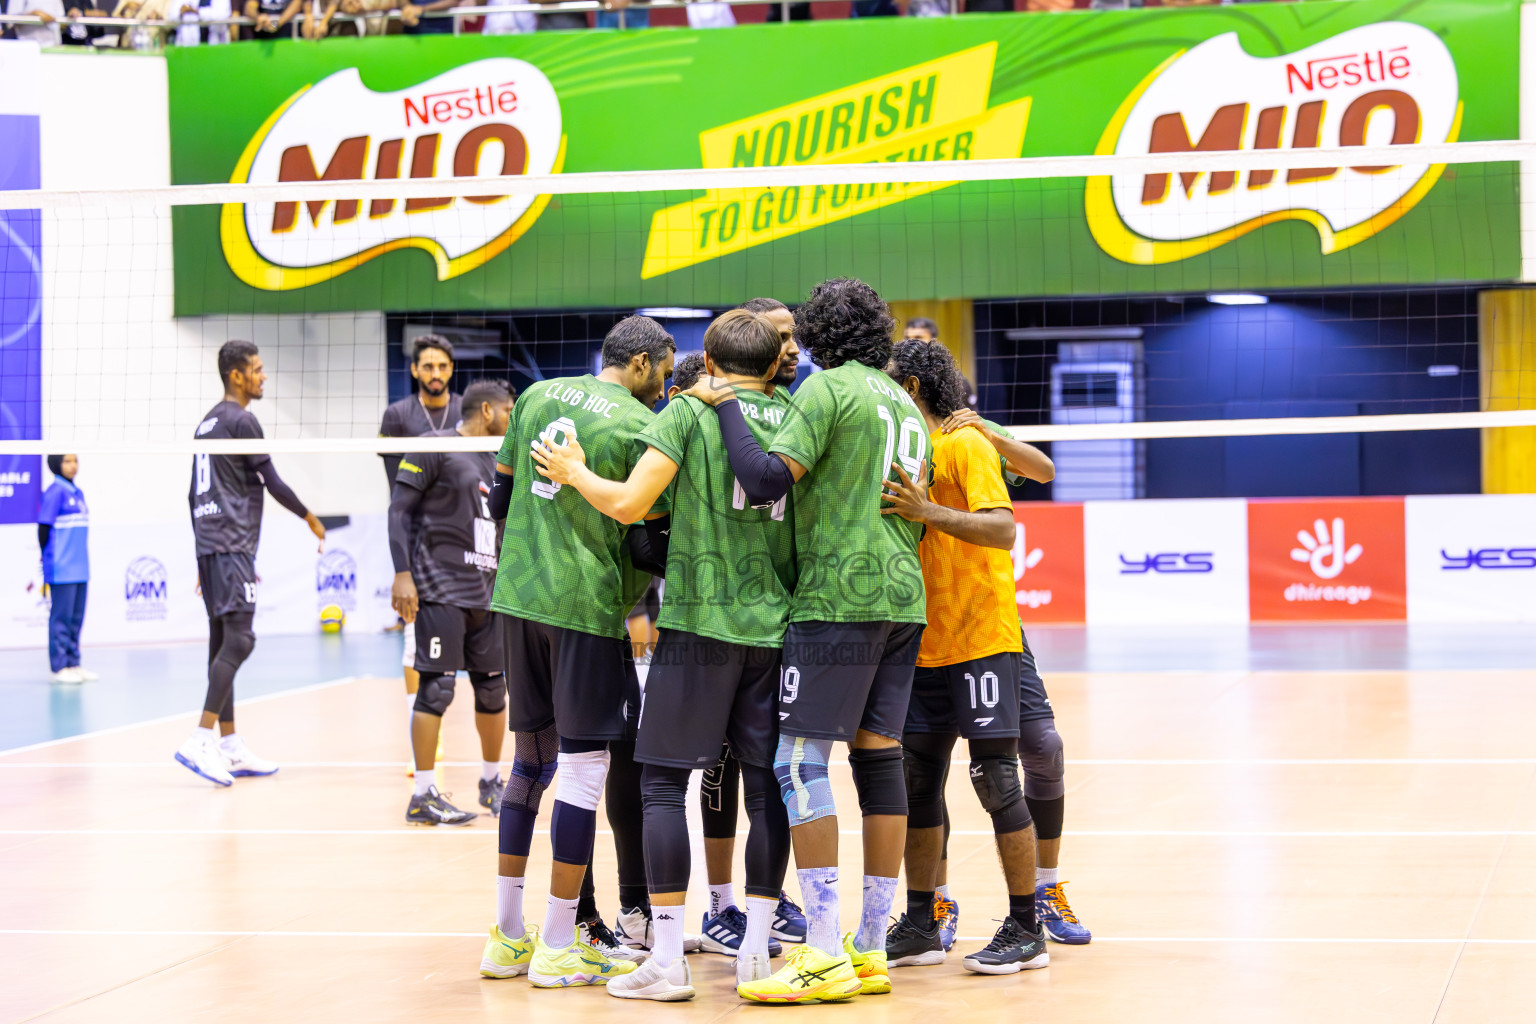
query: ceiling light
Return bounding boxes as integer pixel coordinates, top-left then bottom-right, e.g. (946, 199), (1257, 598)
(636, 307), (714, 319)
(1207, 293), (1269, 305)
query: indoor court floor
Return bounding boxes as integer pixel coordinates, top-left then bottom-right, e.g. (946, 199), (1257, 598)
(2, 624), (1533, 1023)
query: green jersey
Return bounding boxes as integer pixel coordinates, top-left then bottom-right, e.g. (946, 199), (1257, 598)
(640, 387), (796, 648)
(769, 361), (928, 625)
(492, 374), (662, 639)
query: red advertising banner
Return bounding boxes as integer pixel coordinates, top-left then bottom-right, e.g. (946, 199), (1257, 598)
(1013, 502), (1086, 624)
(1248, 498), (1407, 621)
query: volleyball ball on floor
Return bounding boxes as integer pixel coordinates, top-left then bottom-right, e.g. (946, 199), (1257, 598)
(320, 604), (345, 634)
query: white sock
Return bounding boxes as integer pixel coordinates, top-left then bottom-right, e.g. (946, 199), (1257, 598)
(651, 904), (685, 966)
(936, 883), (951, 899)
(413, 770), (435, 796)
(544, 894), (580, 949)
(482, 760), (500, 782)
(709, 883), (737, 916)
(796, 867), (840, 957)
(497, 876), (525, 937)
(854, 875), (897, 953)
(743, 895), (775, 958)
(1037, 866), (1059, 889)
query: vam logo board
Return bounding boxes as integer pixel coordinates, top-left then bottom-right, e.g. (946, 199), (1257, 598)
(221, 59), (565, 290)
(1087, 22), (1460, 265)
(124, 556), (168, 622)
(1248, 498), (1405, 621)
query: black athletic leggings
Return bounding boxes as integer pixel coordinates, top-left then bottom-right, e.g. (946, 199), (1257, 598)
(701, 745), (741, 841)
(643, 759), (789, 899)
(204, 612), (256, 721)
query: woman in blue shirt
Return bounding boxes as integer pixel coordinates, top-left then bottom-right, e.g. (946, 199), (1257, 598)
(39, 454), (96, 684)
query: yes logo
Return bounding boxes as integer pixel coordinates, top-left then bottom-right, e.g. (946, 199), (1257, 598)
(1290, 519), (1363, 580)
(1087, 23), (1460, 265)
(221, 60), (565, 291)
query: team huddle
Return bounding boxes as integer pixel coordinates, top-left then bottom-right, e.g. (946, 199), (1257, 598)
(176, 277), (1089, 1006)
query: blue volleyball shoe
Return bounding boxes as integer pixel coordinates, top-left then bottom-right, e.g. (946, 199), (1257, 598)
(1037, 882), (1092, 944)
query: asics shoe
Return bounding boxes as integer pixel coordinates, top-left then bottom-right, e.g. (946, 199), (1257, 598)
(219, 735), (279, 777)
(736, 952), (771, 985)
(580, 916), (646, 963)
(885, 912), (945, 967)
(700, 906), (781, 957)
(962, 917), (1049, 975)
(771, 890), (807, 944)
(480, 924), (536, 978)
(842, 932), (890, 995)
(174, 733), (233, 787)
(527, 935), (637, 988)
(1037, 882), (1092, 944)
(934, 892), (960, 952)
(478, 776), (505, 816)
(405, 786), (477, 826)
(736, 943), (862, 1004)
(605, 955), (694, 1001)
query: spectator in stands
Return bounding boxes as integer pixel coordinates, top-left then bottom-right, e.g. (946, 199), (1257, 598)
(479, 0), (534, 34)
(401, 0), (458, 33)
(243, 0), (300, 38)
(60, 2), (109, 45)
(6, 0), (64, 45)
(905, 317), (940, 344)
(685, 0), (732, 27)
(594, 0), (643, 30)
(532, 0), (583, 30)
(39, 455), (95, 686)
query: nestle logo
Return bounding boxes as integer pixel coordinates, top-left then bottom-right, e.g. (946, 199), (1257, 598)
(1118, 553), (1213, 575)
(1441, 548), (1536, 571)
(1286, 47), (1411, 94)
(403, 81), (519, 128)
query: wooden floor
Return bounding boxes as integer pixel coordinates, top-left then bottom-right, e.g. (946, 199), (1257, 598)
(3, 665), (1534, 1023)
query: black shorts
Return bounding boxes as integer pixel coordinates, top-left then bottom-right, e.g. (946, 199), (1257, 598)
(504, 615), (639, 741)
(628, 578), (661, 623)
(906, 651), (1022, 739)
(1018, 628), (1055, 722)
(413, 603), (504, 675)
(198, 552), (257, 619)
(779, 620), (924, 742)
(636, 629), (780, 770)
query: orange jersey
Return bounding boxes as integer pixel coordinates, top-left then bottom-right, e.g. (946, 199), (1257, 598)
(916, 425), (1022, 667)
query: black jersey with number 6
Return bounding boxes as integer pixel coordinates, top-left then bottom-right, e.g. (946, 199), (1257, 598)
(394, 430), (501, 609)
(189, 401), (270, 557)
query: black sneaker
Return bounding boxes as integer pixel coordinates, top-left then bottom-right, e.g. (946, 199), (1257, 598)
(405, 786), (478, 826)
(962, 917), (1050, 975)
(578, 915), (646, 963)
(885, 912), (946, 967)
(479, 775), (505, 816)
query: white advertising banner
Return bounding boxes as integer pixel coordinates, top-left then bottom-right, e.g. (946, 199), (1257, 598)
(1406, 494), (1536, 623)
(1084, 498), (1250, 625)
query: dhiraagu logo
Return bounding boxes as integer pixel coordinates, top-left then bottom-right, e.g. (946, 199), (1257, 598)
(1086, 22), (1461, 265)
(220, 59), (566, 291)
(641, 43), (1030, 278)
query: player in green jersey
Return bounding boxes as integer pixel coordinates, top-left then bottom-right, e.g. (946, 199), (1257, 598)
(479, 316), (674, 990)
(687, 278), (928, 1003)
(531, 309), (796, 1000)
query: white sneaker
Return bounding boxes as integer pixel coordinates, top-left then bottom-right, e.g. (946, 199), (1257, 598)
(580, 919), (647, 963)
(175, 734), (234, 787)
(51, 667), (84, 684)
(615, 905), (653, 950)
(219, 735), (279, 777)
(606, 956), (694, 1001)
(736, 952), (771, 984)
(73, 666), (100, 681)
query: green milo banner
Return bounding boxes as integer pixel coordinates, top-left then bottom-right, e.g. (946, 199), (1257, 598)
(167, 0), (1520, 316)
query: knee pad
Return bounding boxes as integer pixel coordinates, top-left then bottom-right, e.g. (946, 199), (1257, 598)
(217, 614), (256, 666)
(848, 744), (906, 817)
(1018, 718), (1065, 801)
(969, 751), (1032, 835)
(902, 736), (951, 830)
(413, 672), (455, 717)
(773, 734), (836, 826)
(503, 725), (559, 813)
(554, 748), (610, 811)
(469, 671), (506, 715)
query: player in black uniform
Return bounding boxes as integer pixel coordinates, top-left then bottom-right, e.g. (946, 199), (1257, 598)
(379, 335), (463, 759)
(389, 380), (515, 826)
(175, 340), (325, 787)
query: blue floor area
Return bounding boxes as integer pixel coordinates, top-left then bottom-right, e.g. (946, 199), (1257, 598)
(0, 633), (405, 753)
(2, 624), (1533, 753)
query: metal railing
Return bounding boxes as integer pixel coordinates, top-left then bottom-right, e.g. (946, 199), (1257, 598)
(0, 0), (969, 42)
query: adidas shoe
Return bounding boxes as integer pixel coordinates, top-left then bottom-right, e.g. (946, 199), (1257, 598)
(771, 890), (807, 944)
(174, 733), (233, 787)
(527, 935), (637, 988)
(605, 954), (694, 1001)
(479, 924), (536, 978)
(885, 912), (945, 967)
(219, 735), (279, 777)
(843, 932), (890, 995)
(736, 943), (862, 1004)
(1037, 881), (1092, 944)
(962, 917), (1049, 975)
(700, 906), (781, 957)
(580, 916), (646, 963)
(478, 775), (505, 816)
(405, 786), (477, 826)
(934, 892), (960, 952)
